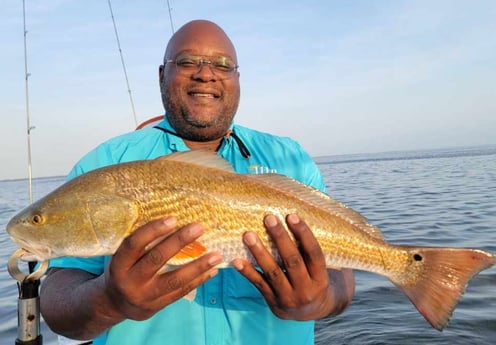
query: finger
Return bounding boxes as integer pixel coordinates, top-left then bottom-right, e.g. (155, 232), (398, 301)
(232, 258), (276, 305)
(155, 251), (223, 302)
(286, 214), (328, 282)
(112, 217), (179, 272)
(133, 222), (205, 276)
(242, 230), (291, 293)
(264, 215), (309, 287)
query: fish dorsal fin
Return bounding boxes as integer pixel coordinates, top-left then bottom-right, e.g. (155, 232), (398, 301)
(250, 174), (385, 241)
(158, 150), (235, 172)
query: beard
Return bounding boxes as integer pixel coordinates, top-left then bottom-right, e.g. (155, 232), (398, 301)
(163, 85), (239, 142)
(167, 110), (235, 142)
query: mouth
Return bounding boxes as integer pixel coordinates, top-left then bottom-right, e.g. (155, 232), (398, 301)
(187, 89), (221, 99)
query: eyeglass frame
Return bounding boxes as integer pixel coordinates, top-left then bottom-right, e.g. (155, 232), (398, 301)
(164, 53), (239, 79)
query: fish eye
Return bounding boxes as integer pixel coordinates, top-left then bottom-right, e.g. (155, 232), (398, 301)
(31, 214), (45, 225)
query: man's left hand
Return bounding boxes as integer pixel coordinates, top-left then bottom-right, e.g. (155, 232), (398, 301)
(233, 214), (354, 320)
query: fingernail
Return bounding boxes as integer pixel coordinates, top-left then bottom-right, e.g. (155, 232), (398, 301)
(231, 259), (245, 271)
(208, 252), (223, 266)
(264, 215), (278, 227)
(188, 223), (204, 237)
(287, 214), (300, 225)
(162, 217), (177, 228)
(244, 232), (257, 246)
(209, 269), (219, 278)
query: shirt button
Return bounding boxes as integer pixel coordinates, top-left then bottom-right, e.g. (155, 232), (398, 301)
(209, 297), (217, 305)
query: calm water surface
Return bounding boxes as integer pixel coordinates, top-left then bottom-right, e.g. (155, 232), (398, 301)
(315, 146), (496, 345)
(1, 146), (495, 344)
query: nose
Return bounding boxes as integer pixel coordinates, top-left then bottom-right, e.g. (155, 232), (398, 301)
(192, 61), (217, 81)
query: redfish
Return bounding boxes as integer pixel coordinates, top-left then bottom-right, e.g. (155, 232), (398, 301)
(6, 150), (495, 330)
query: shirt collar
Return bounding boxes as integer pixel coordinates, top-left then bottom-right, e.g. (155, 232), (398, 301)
(156, 115), (248, 157)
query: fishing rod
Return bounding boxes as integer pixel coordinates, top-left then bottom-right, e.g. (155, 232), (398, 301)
(14, 2), (43, 345)
(166, 0), (175, 34)
(15, 266), (42, 345)
(107, 0), (138, 127)
(23, 0), (34, 205)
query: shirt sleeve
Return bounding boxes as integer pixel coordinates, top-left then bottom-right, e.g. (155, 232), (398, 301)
(267, 136), (327, 193)
(293, 142), (327, 193)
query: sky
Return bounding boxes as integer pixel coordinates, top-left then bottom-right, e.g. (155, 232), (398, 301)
(1, 0), (495, 180)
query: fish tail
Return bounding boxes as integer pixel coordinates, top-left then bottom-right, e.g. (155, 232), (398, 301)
(391, 247), (496, 331)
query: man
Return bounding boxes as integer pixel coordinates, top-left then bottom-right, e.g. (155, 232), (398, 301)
(41, 20), (355, 345)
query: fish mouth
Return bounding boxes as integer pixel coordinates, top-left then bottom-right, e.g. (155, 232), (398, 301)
(10, 237), (52, 261)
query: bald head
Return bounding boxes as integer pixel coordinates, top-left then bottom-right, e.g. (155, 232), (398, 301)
(164, 20), (237, 63)
(159, 20), (240, 143)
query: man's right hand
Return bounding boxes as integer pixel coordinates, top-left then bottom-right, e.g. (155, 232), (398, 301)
(41, 217), (222, 340)
(103, 216), (222, 321)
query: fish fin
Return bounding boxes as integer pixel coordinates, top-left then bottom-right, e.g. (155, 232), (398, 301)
(250, 174), (384, 241)
(168, 240), (208, 265)
(144, 233), (170, 252)
(157, 264), (173, 275)
(158, 150), (235, 172)
(391, 247), (496, 331)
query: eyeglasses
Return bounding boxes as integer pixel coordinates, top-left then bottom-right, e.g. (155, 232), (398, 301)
(165, 53), (239, 80)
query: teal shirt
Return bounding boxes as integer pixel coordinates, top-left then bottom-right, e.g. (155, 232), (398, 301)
(49, 118), (327, 345)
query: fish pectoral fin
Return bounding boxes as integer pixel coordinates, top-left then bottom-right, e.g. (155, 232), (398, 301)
(156, 241), (208, 274)
(167, 240), (208, 266)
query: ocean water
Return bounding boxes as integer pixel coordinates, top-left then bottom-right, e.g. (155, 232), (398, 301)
(1, 145), (495, 345)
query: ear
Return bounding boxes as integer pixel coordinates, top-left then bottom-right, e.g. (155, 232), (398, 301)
(159, 65), (165, 89)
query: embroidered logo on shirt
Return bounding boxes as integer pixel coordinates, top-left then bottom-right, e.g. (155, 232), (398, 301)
(249, 165), (277, 174)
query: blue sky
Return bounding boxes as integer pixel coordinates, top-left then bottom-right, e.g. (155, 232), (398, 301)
(1, 0), (495, 180)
